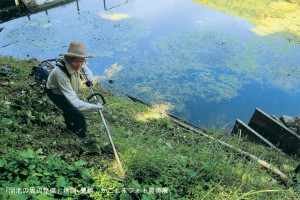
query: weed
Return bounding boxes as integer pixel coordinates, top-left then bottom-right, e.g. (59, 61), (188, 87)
(0, 56), (299, 199)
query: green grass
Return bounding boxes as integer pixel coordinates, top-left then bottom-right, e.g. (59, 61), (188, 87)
(0, 56), (299, 199)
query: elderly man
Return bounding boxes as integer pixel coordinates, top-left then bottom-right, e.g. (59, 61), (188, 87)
(46, 41), (103, 138)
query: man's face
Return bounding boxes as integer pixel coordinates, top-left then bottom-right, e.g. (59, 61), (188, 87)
(67, 57), (86, 72)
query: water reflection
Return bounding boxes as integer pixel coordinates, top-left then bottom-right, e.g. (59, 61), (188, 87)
(0, 0), (77, 23)
(103, 0), (134, 11)
(193, 0), (300, 38)
(0, 1), (149, 60)
(0, 0), (133, 23)
(0, 0), (299, 128)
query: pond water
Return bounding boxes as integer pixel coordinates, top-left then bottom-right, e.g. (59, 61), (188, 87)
(0, 0), (299, 129)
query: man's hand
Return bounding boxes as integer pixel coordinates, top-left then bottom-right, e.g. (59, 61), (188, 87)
(85, 80), (93, 87)
(93, 102), (103, 111)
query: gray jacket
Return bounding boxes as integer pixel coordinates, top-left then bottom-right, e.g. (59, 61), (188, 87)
(46, 57), (97, 111)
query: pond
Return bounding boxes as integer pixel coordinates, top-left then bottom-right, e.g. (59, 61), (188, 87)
(0, 0), (299, 129)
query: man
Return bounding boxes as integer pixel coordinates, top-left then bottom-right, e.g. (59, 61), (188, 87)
(46, 41), (103, 138)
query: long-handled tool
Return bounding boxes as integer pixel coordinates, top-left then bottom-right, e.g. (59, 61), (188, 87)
(82, 70), (125, 178)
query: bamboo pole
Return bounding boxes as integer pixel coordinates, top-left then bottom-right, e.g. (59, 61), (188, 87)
(169, 116), (288, 181)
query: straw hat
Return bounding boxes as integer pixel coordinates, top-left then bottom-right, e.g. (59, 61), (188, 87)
(59, 41), (93, 58)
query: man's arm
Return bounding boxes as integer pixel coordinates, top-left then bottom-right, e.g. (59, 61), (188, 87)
(56, 71), (100, 111)
(82, 64), (93, 82)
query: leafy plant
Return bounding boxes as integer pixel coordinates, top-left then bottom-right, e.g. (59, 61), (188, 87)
(0, 149), (93, 199)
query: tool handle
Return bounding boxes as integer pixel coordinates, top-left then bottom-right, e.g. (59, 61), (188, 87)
(43, 58), (57, 62)
(87, 93), (106, 105)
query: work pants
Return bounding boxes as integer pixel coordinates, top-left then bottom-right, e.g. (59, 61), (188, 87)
(46, 89), (87, 138)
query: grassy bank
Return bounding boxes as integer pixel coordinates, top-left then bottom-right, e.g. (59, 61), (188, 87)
(0, 56), (299, 199)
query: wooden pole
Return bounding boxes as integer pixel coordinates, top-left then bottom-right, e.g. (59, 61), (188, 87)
(15, 0), (19, 6)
